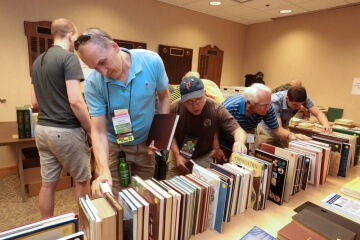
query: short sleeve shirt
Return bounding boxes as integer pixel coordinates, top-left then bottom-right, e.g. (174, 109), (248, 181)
(220, 95), (279, 145)
(171, 98), (240, 158)
(31, 45), (84, 128)
(261, 90), (314, 136)
(84, 48), (169, 144)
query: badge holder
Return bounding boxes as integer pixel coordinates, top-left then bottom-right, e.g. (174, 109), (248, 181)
(112, 109), (135, 144)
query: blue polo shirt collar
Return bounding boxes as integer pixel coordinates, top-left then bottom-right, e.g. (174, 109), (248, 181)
(103, 48), (143, 88)
(238, 97), (247, 115)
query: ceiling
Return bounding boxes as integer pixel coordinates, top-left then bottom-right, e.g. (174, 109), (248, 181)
(158, 0), (360, 25)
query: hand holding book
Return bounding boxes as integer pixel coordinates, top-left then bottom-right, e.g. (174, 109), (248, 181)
(176, 154), (191, 174)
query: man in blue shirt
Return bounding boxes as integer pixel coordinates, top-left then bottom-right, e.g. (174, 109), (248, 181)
(256, 86), (331, 148)
(217, 84), (304, 159)
(75, 28), (170, 197)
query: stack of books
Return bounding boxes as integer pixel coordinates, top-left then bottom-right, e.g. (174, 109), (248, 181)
(277, 199), (360, 240)
(341, 176), (360, 199)
(0, 212), (79, 239)
(16, 105), (35, 139)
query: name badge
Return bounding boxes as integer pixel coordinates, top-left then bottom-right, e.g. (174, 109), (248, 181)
(112, 109), (134, 144)
(247, 133), (255, 143)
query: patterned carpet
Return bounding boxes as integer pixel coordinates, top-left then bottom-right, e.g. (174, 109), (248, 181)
(0, 175), (78, 232)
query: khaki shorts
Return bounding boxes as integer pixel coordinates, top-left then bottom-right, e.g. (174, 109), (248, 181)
(35, 125), (91, 183)
(108, 141), (155, 196)
(254, 124), (288, 150)
(166, 150), (214, 179)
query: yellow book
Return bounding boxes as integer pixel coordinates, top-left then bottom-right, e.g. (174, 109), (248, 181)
(341, 177), (360, 199)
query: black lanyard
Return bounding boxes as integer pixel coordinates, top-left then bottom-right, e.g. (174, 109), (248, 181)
(106, 80), (133, 118)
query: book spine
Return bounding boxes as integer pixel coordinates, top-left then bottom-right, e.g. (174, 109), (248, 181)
(16, 108), (25, 139)
(23, 108), (31, 138)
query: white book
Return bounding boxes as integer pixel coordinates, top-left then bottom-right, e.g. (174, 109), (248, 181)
(321, 193), (360, 223)
(145, 179), (173, 240)
(127, 188), (150, 240)
(157, 180), (181, 240)
(0, 213), (78, 240)
(122, 189), (143, 240)
(230, 162), (254, 209)
(191, 161), (220, 229)
(85, 195), (102, 240)
(224, 163), (250, 214)
(119, 191), (138, 240)
(0, 212), (77, 238)
(274, 147), (302, 202)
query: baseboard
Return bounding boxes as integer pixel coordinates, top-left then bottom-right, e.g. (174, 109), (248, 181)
(0, 166), (18, 177)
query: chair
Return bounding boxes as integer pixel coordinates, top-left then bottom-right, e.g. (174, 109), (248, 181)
(327, 107), (344, 122)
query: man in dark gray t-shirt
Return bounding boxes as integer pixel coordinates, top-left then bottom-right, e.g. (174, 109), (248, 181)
(31, 18), (91, 219)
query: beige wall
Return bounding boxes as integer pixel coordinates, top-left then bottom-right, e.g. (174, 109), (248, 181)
(0, 0), (247, 167)
(244, 5), (360, 120)
(2, 1), (360, 167)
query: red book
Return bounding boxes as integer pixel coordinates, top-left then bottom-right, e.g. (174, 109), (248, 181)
(146, 114), (179, 150)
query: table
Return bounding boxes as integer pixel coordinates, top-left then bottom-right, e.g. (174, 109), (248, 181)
(0, 121), (35, 202)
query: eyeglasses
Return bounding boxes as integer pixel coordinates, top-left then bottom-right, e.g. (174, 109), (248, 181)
(74, 34), (110, 51)
(185, 97), (204, 106)
(256, 103), (270, 109)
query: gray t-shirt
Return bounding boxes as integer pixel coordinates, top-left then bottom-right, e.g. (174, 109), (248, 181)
(31, 45), (84, 128)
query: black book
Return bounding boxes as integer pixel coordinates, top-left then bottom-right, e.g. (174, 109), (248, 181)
(254, 149), (288, 205)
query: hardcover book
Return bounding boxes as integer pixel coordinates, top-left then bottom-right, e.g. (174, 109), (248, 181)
(118, 191), (138, 240)
(292, 208), (356, 240)
(209, 163), (240, 216)
(191, 162), (221, 229)
(0, 212), (78, 240)
(180, 135), (198, 159)
(341, 176), (360, 199)
(229, 153), (263, 211)
(90, 197), (117, 240)
(122, 189), (144, 240)
(254, 149), (288, 205)
(127, 188), (150, 240)
(277, 221), (327, 240)
(131, 176), (164, 240)
(103, 192), (124, 240)
(240, 226), (276, 240)
(294, 201), (360, 239)
(144, 179), (173, 240)
(321, 193), (360, 223)
(161, 179), (186, 240)
(224, 163), (251, 213)
(146, 113), (179, 150)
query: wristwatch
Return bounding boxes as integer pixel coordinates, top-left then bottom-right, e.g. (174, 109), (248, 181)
(287, 132), (294, 140)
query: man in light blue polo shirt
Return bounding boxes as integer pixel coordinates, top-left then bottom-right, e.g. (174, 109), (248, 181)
(256, 86), (331, 148)
(217, 84), (301, 159)
(75, 28), (170, 197)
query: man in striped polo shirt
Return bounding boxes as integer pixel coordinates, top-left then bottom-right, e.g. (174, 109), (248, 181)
(217, 83), (305, 159)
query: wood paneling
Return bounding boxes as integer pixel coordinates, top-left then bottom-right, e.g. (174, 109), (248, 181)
(198, 45), (223, 86)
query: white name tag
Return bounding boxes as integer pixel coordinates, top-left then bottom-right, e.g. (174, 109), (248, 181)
(247, 133), (255, 143)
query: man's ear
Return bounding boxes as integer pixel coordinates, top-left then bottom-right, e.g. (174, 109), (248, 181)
(110, 41), (120, 52)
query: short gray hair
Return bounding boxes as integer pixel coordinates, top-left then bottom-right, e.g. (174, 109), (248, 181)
(80, 28), (113, 50)
(244, 83), (271, 104)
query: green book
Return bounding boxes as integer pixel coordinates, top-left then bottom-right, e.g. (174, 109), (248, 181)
(16, 107), (25, 139)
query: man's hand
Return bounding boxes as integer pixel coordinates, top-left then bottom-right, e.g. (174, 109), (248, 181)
(148, 140), (161, 155)
(232, 141), (247, 154)
(213, 148), (227, 163)
(290, 133), (311, 141)
(91, 169), (112, 198)
(176, 155), (191, 174)
(322, 125), (332, 134)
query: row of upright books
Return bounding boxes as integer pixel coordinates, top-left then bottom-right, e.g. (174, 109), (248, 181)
(16, 105), (35, 139)
(78, 159), (257, 240)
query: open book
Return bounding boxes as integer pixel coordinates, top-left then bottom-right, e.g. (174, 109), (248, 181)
(146, 114), (179, 150)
